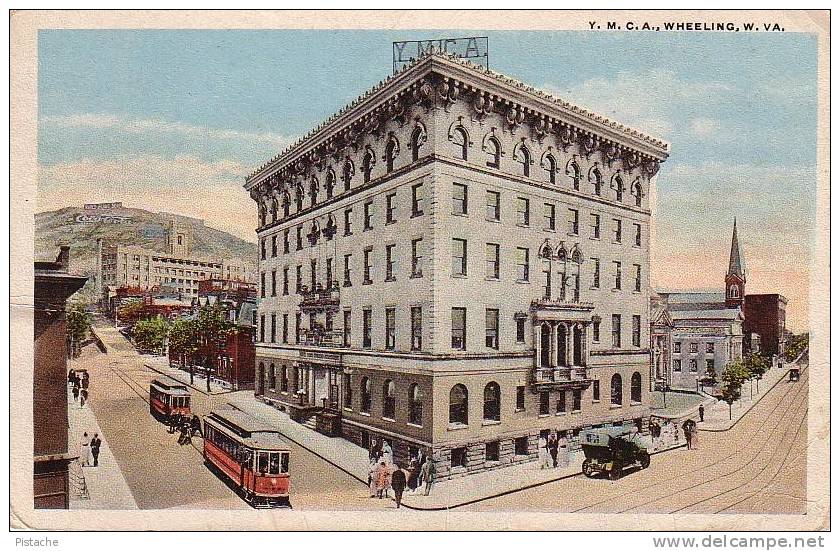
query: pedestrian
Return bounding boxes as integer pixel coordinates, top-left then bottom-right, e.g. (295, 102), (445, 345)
(374, 458), (390, 499)
(671, 420), (680, 444)
(68, 369), (75, 387)
(558, 431), (570, 468)
(381, 440), (393, 464)
(79, 388), (88, 408)
(650, 419), (662, 450)
(391, 463), (407, 508)
(407, 457), (420, 494)
(682, 419), (695, 450)
(547, 432), (559, 468)
(190, 414), (203, 437)
(167, 414), (178, 434)
(420, 455), (435, 496)
(79, 432), (91, 467)
(698, 404), (705, 423)
(368, 458), (378, 497)
(178, 420), (191, 445)
(90, 433), (102, 467)
(72, 383), (80, 403)
(369, 437), (381, 461)
(538, 434), (550, 469)
(81, 372), (89, 390)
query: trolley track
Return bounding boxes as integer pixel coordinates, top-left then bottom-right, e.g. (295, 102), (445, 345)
(566, 365), (808, 513)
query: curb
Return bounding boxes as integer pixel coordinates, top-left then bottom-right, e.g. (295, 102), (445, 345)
(144, 363), (238, 397)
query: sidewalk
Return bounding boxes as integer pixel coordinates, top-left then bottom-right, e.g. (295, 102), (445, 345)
(144, 355), (236, 396)
(228, 393), (684, 511)
(66, 387), (138, 510)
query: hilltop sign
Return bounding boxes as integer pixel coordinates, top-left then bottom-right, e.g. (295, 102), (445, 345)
(84, 202), (123, 211)
(392, 36), (489, 73)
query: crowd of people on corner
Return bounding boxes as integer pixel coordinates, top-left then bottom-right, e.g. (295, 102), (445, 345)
(68, 368), (89, 409)
(367, 438), (435, 508)
(537, 430), (572, 470)
(167, 413), (203, 445)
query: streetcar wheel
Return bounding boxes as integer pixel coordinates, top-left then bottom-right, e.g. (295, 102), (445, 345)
(608, 465), (622, 480)
(639, 452), (651, 469)
(582, 461), (596, 478)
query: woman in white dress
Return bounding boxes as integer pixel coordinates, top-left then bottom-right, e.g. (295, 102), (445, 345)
(538, 435), (550, 469)
(79, 432), (91, 467)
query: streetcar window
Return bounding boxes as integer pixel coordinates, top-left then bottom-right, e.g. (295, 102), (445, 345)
(268, 453), (280, 475)
(184, 397), (190, 408)
(257, 452), (269, 474)
(240, 448), (253, 468)
(280, 453), (289, 474)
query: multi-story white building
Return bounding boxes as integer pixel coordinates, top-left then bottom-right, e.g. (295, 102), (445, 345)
(245, 53), (669, 477)
(99, 222), (255, 300)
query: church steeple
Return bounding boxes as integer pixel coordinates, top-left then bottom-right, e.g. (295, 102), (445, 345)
(725, 218), (746, 308)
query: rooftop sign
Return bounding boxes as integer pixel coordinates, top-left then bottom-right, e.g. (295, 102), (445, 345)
(393, 36), (488, 73)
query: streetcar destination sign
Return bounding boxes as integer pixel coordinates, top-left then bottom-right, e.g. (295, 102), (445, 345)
(392, 36), (489, 73)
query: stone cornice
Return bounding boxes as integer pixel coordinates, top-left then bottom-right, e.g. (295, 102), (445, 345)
(245, 53), (670, 192)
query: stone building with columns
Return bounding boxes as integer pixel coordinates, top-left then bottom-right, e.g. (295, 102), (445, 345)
(245, 52), (668, 477)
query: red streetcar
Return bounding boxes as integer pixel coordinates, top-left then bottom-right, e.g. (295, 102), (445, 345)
(203, 408), (291, 508)
(149, 379), (191, 422)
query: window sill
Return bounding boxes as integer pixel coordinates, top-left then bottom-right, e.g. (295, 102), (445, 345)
(485, 218), (501, 223)
(589, 236), (601, 241)
(410, 212), (424, 219)
(555, 412), (566, 417)
(362, 280), (373, 286)
(385, 220), (397, 226)
(515, 279), (530, 284)
(571, 410), (582, 415)
(451, 273), (467, 279)
(452, 212), (469, 217)
(543, 228), (556, 233)
(514, 408), (526, 413)
(343, 407), (353, 412)
(485, 277), (500, 282)
(612, 288), (622, 292)
(410, 272), (423, 279)
(382, 417), (396, 423)
(538, 414), (550, 418)
(447, 423), (469, 431)
(360, 412), (371, 417)
(516, 223), (531, 229)
(567, 232), (579, 238)
(630, 402), (643, 407)
(406, 422), (423, 428)
(481, 419), (501, 426)
(609, 404), (623, 409)
(384, 277), (396, 283)
(591, 400), (600, 404)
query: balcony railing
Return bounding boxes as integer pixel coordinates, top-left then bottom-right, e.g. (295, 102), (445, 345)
(301, 328), (346, 348)
(532, 366), (592, 390)
(299, 283), (341, 312)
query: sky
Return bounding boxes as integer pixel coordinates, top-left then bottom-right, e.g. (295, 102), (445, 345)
(37, 30), (817, 331)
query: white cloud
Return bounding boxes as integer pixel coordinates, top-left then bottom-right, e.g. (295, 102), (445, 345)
(689, 117), (720, 136)
(40, 113), (295, 148)
(37, 155), (257, 242)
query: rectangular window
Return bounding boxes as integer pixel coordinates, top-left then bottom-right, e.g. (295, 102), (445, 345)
(283, 230), (290, 254)
(486, 190), (500, 221)
(613, 219), (622, 243)
(674, 341), (682, 353)
(343, 254), (352, 287)
(591, 214), (601, 239)
(343, 310), (351, 347)
(516, 316), (526, 343)
(271, 235), (277, 257)
(706, 359), (715, 373)
(452, 183), (468, 215)
(544, 203), (556, 231)
(613, 261), (622, 290)
(411, 306), (422, 351)
(690, 342), (699, 353)
(592, 320), (601, 342)
(612, 314), (622, 348)
(363, 248), (373, 285)
(362, 309), (372, 349)
(632, 315), (641, 347)
(673, 359), (682, 372)
(363, 200), (374, 231)
(514, 436), (529, 456)
(325, 257), (333, 288)
(451, 307), (466, 350)
(485, 441), (500, 462)
(270, 314), (277, 343)
(310, 259), (317, 291)
(343, 373), (352, 408)
(539, 391), (550, 415)
(260, 272), (266, 298)
(485, 308), (499, 349)
(411, 238), (423, 277)
(591, 258), (600, 288)
(344, 208), (353, 236)
(385, 308), (396, 350)
(689, 359), (698, 373)
(260, 314), (265, 342)
(282, 314), (288, 343)
(451, 447), (467, 469)
(634, 264), (642, 292)
(634, 223), (642, 247)
(516, 247), (530, 281)
(485, 243), (500, 280)
(385, 244), (396, 281)
(516, 385), (526, 410)
(271, 270), (277, 297)
(516, 197), (530, 226)
(282, 267), (289, 296)
(295, 265), (302, 293)
(296, 226), (303, 250)
(386, 192), (397, 224)
(573, 389), (582, 412)
(592, 380), (600, 401)
(411, 183), (424, 216)
(706, 342), (715, 353)
(452, 238), (467, 276)
(568, 209), (579, 235)
(556, 391), (566, 414)
(261, 239), (266, 260)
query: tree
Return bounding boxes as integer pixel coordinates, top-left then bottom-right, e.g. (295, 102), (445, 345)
(117, 300), (146, 327)
(132, 316), (169, 354)
(192, 304), (235, 392)
(66, 302), (92, 358)
(784, 332), (809, 363)
(168, 318), (199, 382)
(720, 359), (750, 420)
(744, 352), (770, 396)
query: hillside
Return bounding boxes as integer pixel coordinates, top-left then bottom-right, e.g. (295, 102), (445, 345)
(35, 205), (258, 301)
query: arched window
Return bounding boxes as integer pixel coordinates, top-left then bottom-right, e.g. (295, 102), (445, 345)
(382, 379), (396, 419)
(483, 382), (501, 421)
(486, 137), (501, 169)
(631, 372), (642, 403)
(259, 204), (267, 227)
(269, 363), (276, 390)
(282, 191), (291, 217)
(295, 183), (304, 212)
(591, 168), (602, 196)
(452, 127), (468, 160)
(309, 177), (319, 207)
(324, 215), (337, 241)
(280, 365), (288, 392)
(360, 377), (371, 413)
(632, 179), (643, 207)
(515, 145), (531, 177)
(271, 196), (278, 222)
(610, 373), (623, 406)
(567, 160), (581, 190)
(544, 154), (557, 184)
(385, 137), (398, 173)
(729, 284), (740, 298)
(408, 383), (423, 426)
(410, 125), (425, 162)
(362, 150), (374, 183)
(613, 174), (623, 202)
(325, 170), (336, 200)
(449, 384), (468, 425)
(257, 362), (265, 394)
(342, 160), (353, 192)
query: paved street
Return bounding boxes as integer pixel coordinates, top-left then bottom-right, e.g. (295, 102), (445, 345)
(464, 358), (808, 513)
(83, 321), (389, 510)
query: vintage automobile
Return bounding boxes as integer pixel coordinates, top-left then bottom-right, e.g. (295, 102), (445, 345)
(580, 426), (651, 480)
